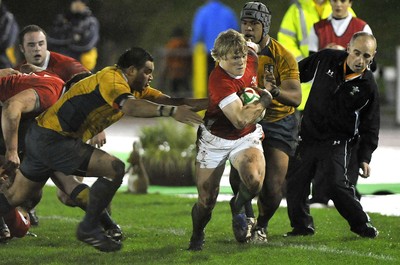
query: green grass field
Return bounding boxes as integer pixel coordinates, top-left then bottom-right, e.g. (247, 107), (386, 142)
(1, 186), (399, 265)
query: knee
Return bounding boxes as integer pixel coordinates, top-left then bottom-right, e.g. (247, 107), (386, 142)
(20, 191), (42, 211)
(196, 179), (219, 210)
(111, 159), (126, 184)
(244, 172), (264, 195)
(198, 194), (217, 211)
(248, 180), (263, 195)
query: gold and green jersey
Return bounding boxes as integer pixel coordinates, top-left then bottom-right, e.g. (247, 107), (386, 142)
(258, 38), (300, 122)
(37, 66), (131, 142)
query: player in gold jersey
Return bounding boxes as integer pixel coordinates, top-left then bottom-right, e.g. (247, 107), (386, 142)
(0, 47), (203, 252)
(230, 2), (302, 243)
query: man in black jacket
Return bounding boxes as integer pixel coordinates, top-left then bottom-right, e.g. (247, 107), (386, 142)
(285, 31), (379, 238)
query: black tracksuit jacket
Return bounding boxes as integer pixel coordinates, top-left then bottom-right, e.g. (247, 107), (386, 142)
(299, 49), (380, 164)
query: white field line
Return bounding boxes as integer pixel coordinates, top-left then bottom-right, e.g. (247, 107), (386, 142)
(39, 215), (80, 223)
(269, 242), (397, 262)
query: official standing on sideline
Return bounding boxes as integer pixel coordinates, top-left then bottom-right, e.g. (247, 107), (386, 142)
(285, 32), (379, 238)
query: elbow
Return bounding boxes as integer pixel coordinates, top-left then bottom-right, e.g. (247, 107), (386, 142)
(288, 87), (302, 107)
(293, 97), (302, 108)
(281, 97), (301, 108)
(290, 93), (302, 107)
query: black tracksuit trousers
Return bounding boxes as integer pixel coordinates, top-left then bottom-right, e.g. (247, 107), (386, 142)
(286, 138), (371, 231)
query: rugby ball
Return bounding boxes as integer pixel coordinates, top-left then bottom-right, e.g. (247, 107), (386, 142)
(239, 87), (266, 122)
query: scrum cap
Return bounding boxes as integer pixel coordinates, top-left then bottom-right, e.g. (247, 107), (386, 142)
(240, 1), (272, 37)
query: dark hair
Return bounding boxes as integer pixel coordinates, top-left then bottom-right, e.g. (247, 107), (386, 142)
(117, 47), (153, 70)
(64, 71), (93, 92)
(19, 24), (47, 45)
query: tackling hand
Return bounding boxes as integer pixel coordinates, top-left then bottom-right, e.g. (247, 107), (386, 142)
(172, 105), (203, 127)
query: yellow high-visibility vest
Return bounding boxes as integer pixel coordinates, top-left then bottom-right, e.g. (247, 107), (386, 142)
(278, 0), (355, 110)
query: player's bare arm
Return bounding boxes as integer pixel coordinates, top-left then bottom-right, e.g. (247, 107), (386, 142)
(1, 89), (39, 166)
(263, 69), (301, 107)
(275, 79), (302, 107)
(222, 93), (271, 129)
(150, 96), (209, 112)
(120, 98), (203, 126)
(0, 68), (21, 78)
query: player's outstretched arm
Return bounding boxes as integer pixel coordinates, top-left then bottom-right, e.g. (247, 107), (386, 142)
(149, 96), (209, 112)
(170, 105), (204, 126)
(180, 98), (208, 112)
(121, 98), (203, 126)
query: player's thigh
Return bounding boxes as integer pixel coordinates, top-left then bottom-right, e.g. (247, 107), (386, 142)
(230, 147), (265, 175)
(86, 148), (125, 179)
(4, 170), (45, 206)
(264, 145), (289, 181)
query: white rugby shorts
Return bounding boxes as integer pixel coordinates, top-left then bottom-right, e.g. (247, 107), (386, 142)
(196, 124), (264, 169)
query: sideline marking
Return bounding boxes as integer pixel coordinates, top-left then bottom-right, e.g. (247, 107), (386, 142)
(270, 242), (396, 262)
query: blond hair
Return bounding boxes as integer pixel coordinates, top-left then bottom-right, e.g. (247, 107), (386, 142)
(210, 29), (248, 62)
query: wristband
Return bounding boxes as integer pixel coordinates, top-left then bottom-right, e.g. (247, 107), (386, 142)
(158, 105), (165, 116)
(270, 86), (281, 98)
(169, 106), (177, 116)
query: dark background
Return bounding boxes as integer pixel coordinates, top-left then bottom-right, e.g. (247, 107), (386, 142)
(4, 0), (400, 85)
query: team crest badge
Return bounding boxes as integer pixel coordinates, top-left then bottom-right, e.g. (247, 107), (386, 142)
(350, 86), (360, 95)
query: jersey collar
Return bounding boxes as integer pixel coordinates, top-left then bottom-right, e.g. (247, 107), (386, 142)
(343, 62), (364, 81)
(40, 51), (51, 70)
(116, 66), (128, 82)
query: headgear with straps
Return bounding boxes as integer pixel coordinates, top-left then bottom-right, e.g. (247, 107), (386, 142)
(240, 1), (272, 37)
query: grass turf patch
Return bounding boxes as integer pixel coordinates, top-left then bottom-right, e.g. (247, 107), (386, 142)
(3, 186), (399, 265)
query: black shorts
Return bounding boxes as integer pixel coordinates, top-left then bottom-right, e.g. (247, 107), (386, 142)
(260, 113), (299, 156)
(20, 122), (95, 182)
